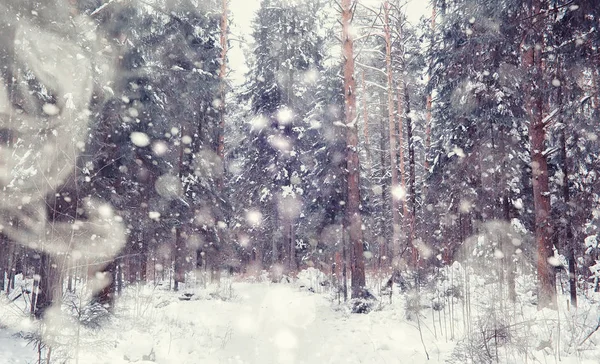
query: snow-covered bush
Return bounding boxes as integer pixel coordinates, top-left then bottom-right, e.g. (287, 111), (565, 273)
(296, 267), (329, 293)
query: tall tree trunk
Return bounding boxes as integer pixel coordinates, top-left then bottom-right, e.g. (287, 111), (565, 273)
(127, 254), (137, 284)
(33, 254), (62, 318)
(498, 118), (516, 302)
(561, 127), (577, 307)
(0, 238), (6, 292)
(404, 85), (417, 266)
(592, 61), (599, 113)
(6, 243), (16, 295)
(361, 70), (373, 271)
(378, 90), (390, 268)
(209, 0), (229, 285)
(174, 129), (187, 291)
(287, 219), (296, 272)
(217, 0), (228, 165)
(361, 70), (372, 174)
(424, 1), (436, 173)
(342, 0), (366, 298)
(504, 195), (517, 302)
(521, 0), (556, 309)
(94, 260), (116, 311)
(383, 2), (401, 264)
(554, 64), (577, 307)
(396, 86), (408, 220)
(140, 245), (148, 284)
(174, 225), (185, 291)
(117, 258), (123, 295)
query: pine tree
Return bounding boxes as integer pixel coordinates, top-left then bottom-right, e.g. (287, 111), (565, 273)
(235, 0), (325, 274)
(341, 0), (366, 298)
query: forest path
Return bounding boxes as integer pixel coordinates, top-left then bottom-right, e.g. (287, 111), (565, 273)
(209, 282), (449, 364)
(0, 281), (451, 364)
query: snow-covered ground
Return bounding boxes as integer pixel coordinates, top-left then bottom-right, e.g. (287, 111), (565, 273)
(0, 328), (30, 364)
(1, 268), (600, 364)
(74, 279), (447, 364)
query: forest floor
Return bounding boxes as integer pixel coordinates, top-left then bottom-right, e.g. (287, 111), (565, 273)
(1, 267), (600, 363)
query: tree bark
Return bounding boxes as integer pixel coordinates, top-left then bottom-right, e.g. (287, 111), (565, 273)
(521, 0), (556, 309)
(342, 0), (366, 298)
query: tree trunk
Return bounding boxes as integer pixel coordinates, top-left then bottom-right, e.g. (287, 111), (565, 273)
(504, 195), (517, 302)
(592, 61), (599, 113)
(287, 220), (295, 272)
(127, 254), (137, 284)
(424, 1), (436, 173)
(140, 248), (148, 284)
(521, 0), (556, 309)
(342, 228), (348, 302)
(342, 0), (366, 298)
(212, 0), (229, 286)
(383, 2), (401, 264)
(174, 225), (185, 291)
(561, 128), (577, 307)
(554, 64), (577, 307)
(174, 124), (187, 291)
(0, 239), (6, 292)
(6, 238), (17, 295)
(217, 0), (228, 166)
(378, 90), (390, 268)
(396, 86), (408, 219)
(117, 258), (123, 295)
(67, 268), (73, 293)
(94, 260), (116, 311)
(404, 85), (417, 266)
(361, 70), (372, 174)
(33, 254), (62, 318)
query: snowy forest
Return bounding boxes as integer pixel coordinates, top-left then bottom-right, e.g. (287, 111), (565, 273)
(0, 0), (600, 363)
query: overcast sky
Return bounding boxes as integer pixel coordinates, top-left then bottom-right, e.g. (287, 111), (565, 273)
(227, 0), (430, 85)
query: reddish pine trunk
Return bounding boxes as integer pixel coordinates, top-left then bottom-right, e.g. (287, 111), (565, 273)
(521, 0), (556, 309)
(342, 0), (366, 298)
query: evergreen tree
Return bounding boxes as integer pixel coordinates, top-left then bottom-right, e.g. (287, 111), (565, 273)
(233, 0), (325, 274)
